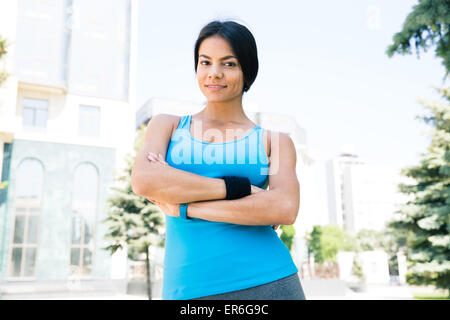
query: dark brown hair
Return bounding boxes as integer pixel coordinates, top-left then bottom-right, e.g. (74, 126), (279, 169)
(194, 20), (259, 93)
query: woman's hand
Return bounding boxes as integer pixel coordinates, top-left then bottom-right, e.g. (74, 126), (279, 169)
(147, 152), (168, 167)
(146, 152), (178, 217)
(251, 185), (264, 194)
(146, 152), (169, 205)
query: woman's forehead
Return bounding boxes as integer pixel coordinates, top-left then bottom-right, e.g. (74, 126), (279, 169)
(199, 36), (234, 55)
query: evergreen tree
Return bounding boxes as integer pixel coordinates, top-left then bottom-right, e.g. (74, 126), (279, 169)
(389, 87), (450, 295)
(103, 124), (165, 300)
(386, 0), (450, 77)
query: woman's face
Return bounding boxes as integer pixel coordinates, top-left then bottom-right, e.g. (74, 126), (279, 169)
(197, 35), (245, 102)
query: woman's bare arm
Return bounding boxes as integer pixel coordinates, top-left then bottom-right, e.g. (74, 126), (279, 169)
(186, 132), (300, 226)
(131, 114), (226, 204)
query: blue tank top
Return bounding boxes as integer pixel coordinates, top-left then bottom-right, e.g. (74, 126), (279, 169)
(162, 114), (298, 300)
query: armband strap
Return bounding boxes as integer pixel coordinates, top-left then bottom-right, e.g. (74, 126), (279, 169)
(179, 203), (189, 220)
(223, 176), (251, 200)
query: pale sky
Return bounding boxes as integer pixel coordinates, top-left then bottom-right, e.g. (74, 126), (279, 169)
(136, 0), (444, 169)
(135, 0), (445, 224)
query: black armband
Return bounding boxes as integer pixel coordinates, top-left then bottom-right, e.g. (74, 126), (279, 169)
(223, 176), (251, 200)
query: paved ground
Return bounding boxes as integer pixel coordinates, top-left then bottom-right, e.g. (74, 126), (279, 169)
(3, 283), (414, 300)
(307, 284), (414, 300)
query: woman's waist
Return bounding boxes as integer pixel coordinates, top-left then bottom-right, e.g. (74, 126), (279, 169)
(164, 222), (292, 266)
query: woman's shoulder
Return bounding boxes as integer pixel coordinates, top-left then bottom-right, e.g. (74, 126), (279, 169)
(259, 128), (293, 160)
(147, 113), (181, 125)
(150, 113), (183, 123)
(146, 113), (183, 140)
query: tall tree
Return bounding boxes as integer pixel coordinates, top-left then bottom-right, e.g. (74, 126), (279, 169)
(389, 87), (450, 295)
(103, 124), (165, 300)
(386, 0), (450, 77)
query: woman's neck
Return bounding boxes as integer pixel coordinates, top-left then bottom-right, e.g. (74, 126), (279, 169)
(200, 100), (251, 125)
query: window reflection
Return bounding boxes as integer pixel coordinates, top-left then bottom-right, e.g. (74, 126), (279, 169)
(13, 216), (25, 244)
(15, 156), (45, 198)
(15, 0), (131, 98)
(24, 248), (37, 277)
(9, 158), (43, 278)
(12, 248), (22, 277)
(70, 163), (98, 277)
(15, 0), (68, 87)
(67, 0), (131, 99)
(22, 98), (48, 129)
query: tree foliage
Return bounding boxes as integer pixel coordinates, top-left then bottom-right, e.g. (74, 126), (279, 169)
(307, 224), (355, 264)
(386, 0), (450, 77)
(279, 225), (295, 252)
(0, 35), (9, 86)
(388, 87), (450, 293)
(355, 229), (383, 251)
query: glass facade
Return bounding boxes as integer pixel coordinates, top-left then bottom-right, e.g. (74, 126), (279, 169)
(15, 0), (131, 100)
(68, 0), (131, 100)
(15, 0), (69, 88)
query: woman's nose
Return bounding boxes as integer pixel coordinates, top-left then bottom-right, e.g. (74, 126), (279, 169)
(209, 70), (223, 78)
(209, 65), (223, 78)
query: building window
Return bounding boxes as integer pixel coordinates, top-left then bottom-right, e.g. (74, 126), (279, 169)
(79, 105), (100, 137)
(9, 158), (44, 279)
(22, 98), (48, 129)
(70, 163), (98, 277)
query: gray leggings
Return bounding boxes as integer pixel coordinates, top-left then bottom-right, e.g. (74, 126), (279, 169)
(191, 273), (306, 300)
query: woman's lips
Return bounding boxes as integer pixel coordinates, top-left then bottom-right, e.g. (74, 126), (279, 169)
(206, 85), (227, 91)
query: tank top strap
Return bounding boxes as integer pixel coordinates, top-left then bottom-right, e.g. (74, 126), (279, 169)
(256, 125), (264, 145)
(256, 125), (270, 168)
(177, 114), (191, 130)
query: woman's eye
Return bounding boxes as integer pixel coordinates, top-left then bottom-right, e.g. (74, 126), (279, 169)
(200, 61), (236, 67)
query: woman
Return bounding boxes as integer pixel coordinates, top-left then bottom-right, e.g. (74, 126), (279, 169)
(131, 20), (306, 300)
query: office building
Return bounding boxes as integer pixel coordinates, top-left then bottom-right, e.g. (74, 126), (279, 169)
(0, 0), (138, 297)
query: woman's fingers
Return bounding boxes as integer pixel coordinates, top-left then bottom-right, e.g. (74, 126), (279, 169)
(147, 152), (167, 165)
(147, 152), (158, 162)
(250, 185), (264, 194)
(158, 153), (166, 163)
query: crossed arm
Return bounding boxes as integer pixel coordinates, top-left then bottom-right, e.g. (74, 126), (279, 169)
(131, 114), (300, 226)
